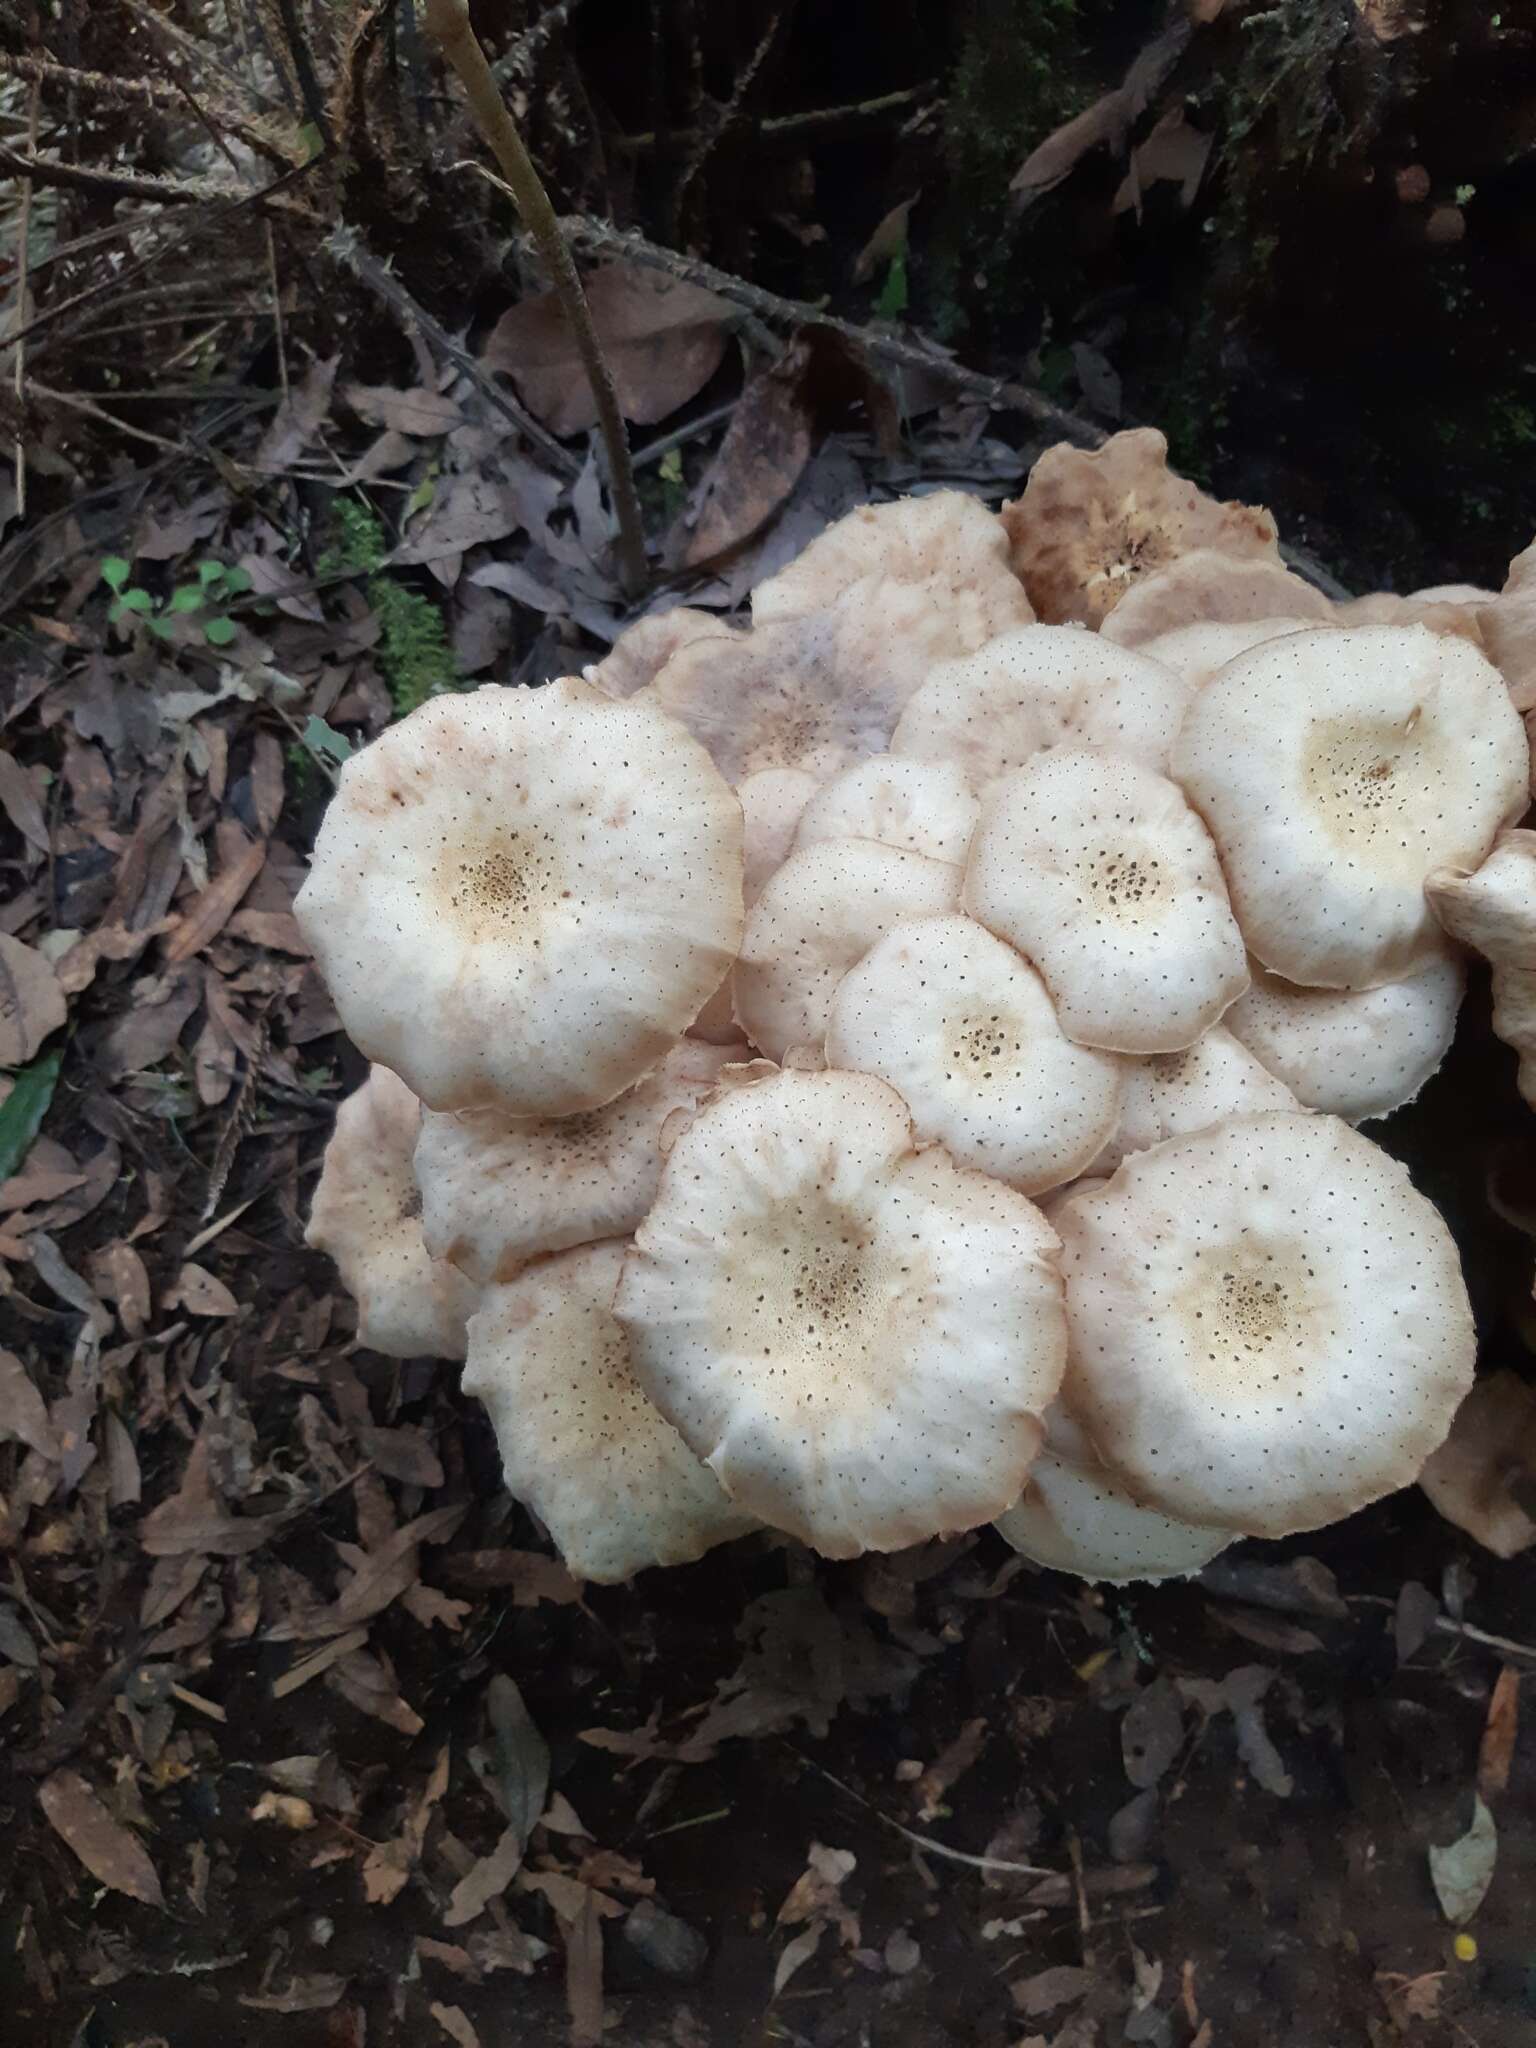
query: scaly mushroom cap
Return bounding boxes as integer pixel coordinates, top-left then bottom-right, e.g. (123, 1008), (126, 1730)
(615, 1066), (1067, 1557)
(1056, 1111), (1476, 1537)
(1173, 626), (1527, 989)
(1098, 548), (1333, 648)
(736, 837), (962, 1061)
(1092, 1023), (1298, 1176)
(752, 490), (1031, 632)
(824, 914), (1124, 1195)
(1000, 428), (1279, 627)
(464, 1242), (759, 1584)
(1427, 829), (1536, 1107)
(1136, 616), (1318, 691)
(586, 606), (738, 698)
(307, 1066), (477, 1359)
(294, 680), (744, 1116)
(890, 624), (1194, 783)
(963, 745), (1248, 1053)
(794, 757), (980, 864)
(1479, 540), (1536, 711)
(1224, 950), (1465, 1123)
(414, 1040), (740, 1286)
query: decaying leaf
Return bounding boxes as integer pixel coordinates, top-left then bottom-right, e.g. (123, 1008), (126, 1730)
(1009, 22), (1191, 210)
(1428, 1795), (1497, 1926)
(1113, 105), (1214, 217)
(345, 383), (463, 437)
(484, 1675), (550, 1858)
(1477, 1668), (1520, 1801)
(254, 353), (338, 471)
(1376, 1968), (1444, 2029)
(0, 1348), (59, 1459)
(363, 1745), (450, 1905)
(429, 2005), (481, 2048)
(0, 934), (67, 1066)
(38, 1770), (165, 1907)
(774, 1843), (860, 1993)
(912, 1717), (988, 1822)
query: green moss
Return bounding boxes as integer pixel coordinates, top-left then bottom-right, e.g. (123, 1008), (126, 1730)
(320, 497), (458, 718)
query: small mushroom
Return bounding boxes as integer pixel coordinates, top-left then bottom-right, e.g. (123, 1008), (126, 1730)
(1419, 1371), (1536, 1560)
(1098, 548), (1333, 647)
(1055, 1111), (1476, 1537)
(464, 1241), (760, 1583)
(824, 913), (1124, 1194)
(1223, 949), (1466, 1122)
(794, 758), (980, 864)
(1000, 428), (1280, 628)
(1173, 626), (1527, 988)
(586, 606), (738, 698)
(963, 745), (1249, 1053)
(1427, 829), (1536, 1105)
(1092, 1022), (1298, 1176)
(294, 680), (744, 1116)
(307, 1066), (477, 1359)
(615, 1066), (1067, 1557)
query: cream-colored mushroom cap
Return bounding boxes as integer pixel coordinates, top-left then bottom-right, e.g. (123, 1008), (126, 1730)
(1336, 589), (1491, 648)
(738, 767), (818, 901)
(1098, 548), (1333, 647)
(307, 1066), (477, 1359)
(890, 624), (1193, 783)
(752, 490), (1031, 633)
(1092, 1023), (1298, 1175)
(615, 1067), (1067, 1558)
(794, 758), (979, 864)
(735, 837), (962, 1062)
(1479, 540), (1536, 711)
(1224, 950), (1465, 1123)
(1174, 626), (1527, 989)
(1000, 428), (1279, 627)
(464, 1242), (759, 1584)
(414, 1040), (740, 1286)
(963, 745), (1248, 1054)
(824, 914), (1124, 1194)
(1056, 1111), (1476, 1537)
(1135, 616), (1318, 690)
(1427, 828), (1536, 1106)
(294, 680), (744, 1117)
(586, 606), (737, 698)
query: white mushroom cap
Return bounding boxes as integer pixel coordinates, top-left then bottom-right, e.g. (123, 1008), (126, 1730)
(586, 607), (738, 698)
(1000, 428), (1280, 627)
(890, 624), (1194, 783)
(615, 1066), (1067, 1557)
(1098, 548), (1333, 647)
(1413, 583), (1497, 606)
(794, 758), (979, 864)
(1135, 616), (1319, 691)
(752, 490), (1031, 631)
(1427, 828), (1536, 1106)
(963, 745), (1249, 1053)
(463, 1242), (759, 1584)
(738, 767), (819, 902)
(1479, 540), (1536, 711)
(413, 1040), (741, 1286)
(1223, 950), (1466, 1123)
(1172, 626), (1528, 989)
(307, 1066), (477, 1359)
(294, 680), (744, 1116)
(1335, 589), (1491, 647)
(735, 838), (962, 1062)
(824, 914), (1124, 1194)
(1092, 1023), (1299, 1175)
(1055, 1111), (1476, 1537)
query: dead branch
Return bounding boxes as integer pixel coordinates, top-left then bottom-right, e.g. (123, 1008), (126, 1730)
(0, 48), (182, 110)
(616, 84), (933, 154)
(671, 0), (797, 229)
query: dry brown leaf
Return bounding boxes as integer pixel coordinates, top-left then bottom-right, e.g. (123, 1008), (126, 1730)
(140, 1430), (288, 1557)
(38, 1770), (165, 1907)
(1114, 105), (1214, 217)
(1420, 1372), (1536, 1559)
(429, 2005), (481, 2048)
(91, 1243), (152, 1338)
(0, 934), (66, 1064)
(672, 342), (816, 570)
(1376, 1968), (1444, 2028)
(345, 383), (463, 437)
(852, 195), (918, 284)
(163, 833), (267, 964)
(441, 1550), (582, 1604)
(912, 1717), (988, 1822)
(482, 262), (730, 434)
(0, 752), (50, 854)
(325, 1646), (424, 1735)
(364, 1744), (450, 1905)
(0, 1348), (59, 1459)
(254, 354), (338, 471)
(239, 1973), (348, 2013)
(520, 1875), (622, 2048)
(167, 1262), (240, 1317)
(1478, 1667), (1520, 1801)
(443, 1824), (526, 1928)
(1009, 22), (1190, 210)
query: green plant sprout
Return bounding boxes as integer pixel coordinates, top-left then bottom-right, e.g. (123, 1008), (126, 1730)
(100, 554), (252, 647)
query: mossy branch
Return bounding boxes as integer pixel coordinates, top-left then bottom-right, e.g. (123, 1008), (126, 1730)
(423, 0), (649, 598)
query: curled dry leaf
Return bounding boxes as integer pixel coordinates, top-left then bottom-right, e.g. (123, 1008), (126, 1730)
(38, 1769), (165, 1907)
(0, 934), (67, 1065)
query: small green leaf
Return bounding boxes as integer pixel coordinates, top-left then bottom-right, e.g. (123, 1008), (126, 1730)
(202, 615), (237, 647)
(303, 713), (352, 764)
(100, 556), (131, 592)
(197, 559), (223, 587)
(874, 249), (909, 320)
(658, 448), (684, 485)
(167, 585), (204, 614)
(147, 615), (176, 641)
(219, 565), (253, 597)
(0, 1045), (64, 1183)
(118, 586), (154, 615)
(406, 473), (438, 520)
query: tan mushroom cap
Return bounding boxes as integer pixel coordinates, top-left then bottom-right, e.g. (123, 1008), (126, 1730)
(586, 606), (737, 699)
(1092, 1022), (1298, 1176)
(1427, 829), (1536, 1107)
(294, 680), (744, 1117)
(464, 1242), (759, 1584)
(739, 767), (819, 901)
(1173, 626), (1527, 989)
(414, 1040), (740, 1286)
(1000, 428), (1279, 628)
(1335, 589), (1490, 648)
(794, 757), (980, 864)
(890, 624), (1194, 784)
(1056, 1111), (1476, 1537)
(1224, 949), (1465, 1123)
(615, 1067), (1067, 1558)
(307, 1066), (477, 1360)
(736, 837), (962, 1062)
(963, 745), (1249, 1054)
(1099, 548), (1333, 648)
(1479, 540), (1536, 711)
(1135, 616), (1319, 691)
(824, 914), (1124, 1195)
(1418, 1372), (1536, 1560)
(752, 490), (1031, 632)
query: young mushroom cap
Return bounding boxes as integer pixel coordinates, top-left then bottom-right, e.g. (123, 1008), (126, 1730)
(414, 1040), (741, 1286)
(1091, 1022), (1298, 1176)
(1000, 428), (1279, 628)
(1223, 949), (1466, 1123)
(794, 757), (980, 864)
(1478, 539), (1536, 711)
(963, 745), (1249, 1054)
(586, 606), (738, 699)
(1055, 1111), (1476, 1537)
(1426, 829), (1536, 1106)
(307, 1066), (477, 1359)
(1099, 548), (1334, 648)
(1172, 626), (1527, 989)
(824, 914), (1124, 1194)
(1418, 1371), (1536, 1560)
(294, 680), (744, 1116)
(1135, 616), (1319, 691)
(463, 1242), (759, 1584)
(615, 1067), (1067, 1558)
(736, 837), (962, 1062)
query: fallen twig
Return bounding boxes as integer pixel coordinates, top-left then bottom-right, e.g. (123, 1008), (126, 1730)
(616, 84), (933, 155)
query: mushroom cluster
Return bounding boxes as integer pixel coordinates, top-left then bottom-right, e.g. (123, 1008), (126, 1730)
(297, 428), (1536, 1587)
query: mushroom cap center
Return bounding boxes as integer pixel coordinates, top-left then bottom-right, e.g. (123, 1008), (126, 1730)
(1176, 1242), (1322, 1384)
(447, 827), (564, 937)
(1303, 713), (1433, 869)
(1078, 845), (1169, 918)
(946, 1010), (1024, 1081)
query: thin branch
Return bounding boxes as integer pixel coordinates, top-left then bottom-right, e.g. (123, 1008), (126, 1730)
(616, 83), (933, 154)
(24, 379), (187, 453)
(671, 0), (797, 228)
(0, 48), (182, 109)
(424, 0), (648, 593)
(10, 78), (40, 522)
